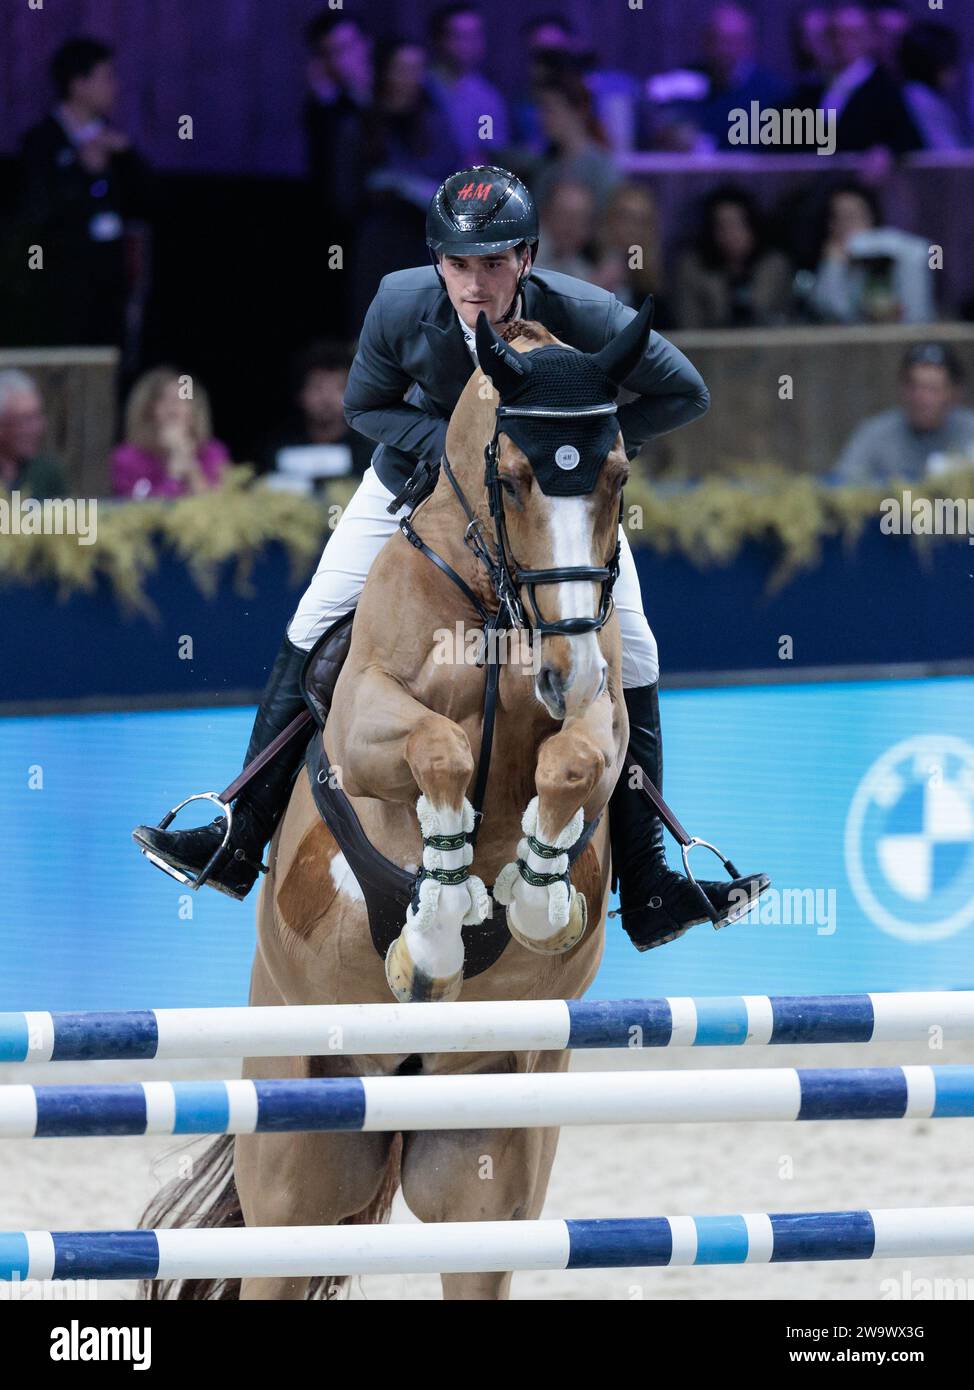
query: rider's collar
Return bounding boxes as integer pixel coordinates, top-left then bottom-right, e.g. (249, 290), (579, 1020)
(457, 297), (523, 360)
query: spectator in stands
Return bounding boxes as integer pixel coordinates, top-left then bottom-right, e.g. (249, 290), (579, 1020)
(524, 14), (574, 53)
(806, 182), (934, 324)
(303, 12), (372, 216)
(20, 37), (153, 349)
(696, 3), (791, 151)
(831, 344), (974, 485)
(570, 34), (641, 158)
(260, 342), (373, 483)
(675, 187), (793, 329)
(350, 39), (462, 323)
(427, 4), (510, 163)
(302, 13), (372, 335)
(592, 183), (674, 328)
(791, 3), (921, 154)
(534, 179), (598, 282)
(532, 71), (620, 209)
(900, 22), (968, 152)
(359, 40), (460, 206)
(111, 367), (230, 499)
(866, 1), (912, 76)
(513, 19), (580, 155)
(301, 13), (369, 333)
(646, 2), (789, 154)
(514, 17), (639, 158)
(0, 370), (66, 498)
(791, 5), (833, 85)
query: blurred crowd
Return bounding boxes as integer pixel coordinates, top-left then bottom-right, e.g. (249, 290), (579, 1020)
(4, 2), (974, 505)
(0, 347), (368, 502)
(6, 336), (972, 504)
(304, 1), (968, 329)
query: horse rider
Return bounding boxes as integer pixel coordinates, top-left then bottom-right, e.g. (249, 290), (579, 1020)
(133, 165), (769, 951)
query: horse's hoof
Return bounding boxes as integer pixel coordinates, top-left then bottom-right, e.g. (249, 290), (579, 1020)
(385, 933), (464, 1003)
(506, 887), (588, 956)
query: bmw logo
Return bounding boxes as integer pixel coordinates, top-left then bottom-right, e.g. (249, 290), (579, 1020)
(844, 735), (974, 942)
(555, 445), (580, 470)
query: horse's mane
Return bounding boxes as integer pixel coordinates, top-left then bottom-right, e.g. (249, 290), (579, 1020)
(500, 319), (556, 346)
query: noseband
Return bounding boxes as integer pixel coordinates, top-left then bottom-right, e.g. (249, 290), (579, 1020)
(401, 400), (623, 639)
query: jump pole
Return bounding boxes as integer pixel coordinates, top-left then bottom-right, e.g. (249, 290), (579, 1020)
(3, 991), (973, 1063)
(3, 1208), (974, 1281)
(2, 1065), (973, 1137)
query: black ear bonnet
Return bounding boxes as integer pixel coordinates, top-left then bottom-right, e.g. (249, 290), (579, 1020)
(473, 296), (654, 498)
(492, 348), (620, 497)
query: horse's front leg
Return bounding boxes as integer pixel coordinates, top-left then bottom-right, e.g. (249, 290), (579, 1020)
(333, 671), (489, 1003)
(494, 695), (618, 954)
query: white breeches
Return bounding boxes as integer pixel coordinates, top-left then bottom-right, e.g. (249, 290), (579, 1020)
(287, 466), (660, 688)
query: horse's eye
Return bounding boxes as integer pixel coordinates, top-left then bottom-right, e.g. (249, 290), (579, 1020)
(499, 478), (517, 497)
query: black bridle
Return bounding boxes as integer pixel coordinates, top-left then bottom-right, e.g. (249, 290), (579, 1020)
(398, 398), (624, 843)
(401, 401), (623, 639)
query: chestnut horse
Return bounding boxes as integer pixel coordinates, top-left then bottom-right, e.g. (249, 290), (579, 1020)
(145, 304), (658, 1301)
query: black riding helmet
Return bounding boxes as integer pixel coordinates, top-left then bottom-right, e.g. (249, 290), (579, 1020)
(427, 165), (539, 317)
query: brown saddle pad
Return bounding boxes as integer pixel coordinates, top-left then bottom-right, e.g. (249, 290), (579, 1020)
(301, 609), (356, 729)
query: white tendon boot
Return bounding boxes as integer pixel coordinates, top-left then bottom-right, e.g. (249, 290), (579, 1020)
(385, 796), (490, 1002)
(493, 796), (588, 955)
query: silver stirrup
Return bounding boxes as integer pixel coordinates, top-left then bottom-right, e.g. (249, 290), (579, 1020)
(680, 838), (748, 928)
(139, 792), (232, 890)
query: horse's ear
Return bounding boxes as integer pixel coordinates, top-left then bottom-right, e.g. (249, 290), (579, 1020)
(474, 311), (531, 398)
(587, 295), (655, 386)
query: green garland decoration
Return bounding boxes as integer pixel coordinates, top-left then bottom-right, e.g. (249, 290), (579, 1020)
(0, 467), (349, 617)
(621, 460), (974, 590)
(1, 463), (971, 610)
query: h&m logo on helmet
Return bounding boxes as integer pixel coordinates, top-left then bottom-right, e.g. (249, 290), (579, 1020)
(457, 182), (493, 200)
(555, 445), (580, 470)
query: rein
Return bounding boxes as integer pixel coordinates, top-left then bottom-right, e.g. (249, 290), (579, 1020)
(399, 490), (504, 844)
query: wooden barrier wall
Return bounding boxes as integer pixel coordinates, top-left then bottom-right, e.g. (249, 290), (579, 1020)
(646, 322), (974, 478)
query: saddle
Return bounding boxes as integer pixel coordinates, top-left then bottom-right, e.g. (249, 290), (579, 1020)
(300, 610), (598, 979)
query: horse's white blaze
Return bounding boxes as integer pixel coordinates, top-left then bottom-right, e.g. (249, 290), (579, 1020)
(543, 495), (606, 712)
(547, 496), (597, 621)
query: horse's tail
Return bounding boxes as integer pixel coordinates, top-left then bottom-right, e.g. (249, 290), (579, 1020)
(139, 1133), (403, 1301)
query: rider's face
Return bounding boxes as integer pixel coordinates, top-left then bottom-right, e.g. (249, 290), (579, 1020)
(440, 248), (530, 330)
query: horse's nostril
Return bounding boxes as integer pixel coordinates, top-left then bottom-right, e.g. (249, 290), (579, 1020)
(537, 665), (566, 713)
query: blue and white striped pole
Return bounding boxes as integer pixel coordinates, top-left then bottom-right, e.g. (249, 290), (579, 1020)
(3, 1208), (974, 1281)
(2, 992), (973, 1062)
(2, 1065), (973, 1137)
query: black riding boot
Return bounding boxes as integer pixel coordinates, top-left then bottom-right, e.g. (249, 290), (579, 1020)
(609, 682), (770, 951)
(132, 635), (310, 900)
